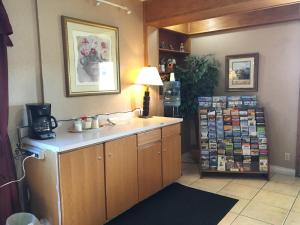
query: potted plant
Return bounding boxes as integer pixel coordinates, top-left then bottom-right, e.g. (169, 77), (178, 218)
(175, 55), (220, 156)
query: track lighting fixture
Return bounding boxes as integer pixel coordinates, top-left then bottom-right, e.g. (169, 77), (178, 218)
(96, 0), (132, 14)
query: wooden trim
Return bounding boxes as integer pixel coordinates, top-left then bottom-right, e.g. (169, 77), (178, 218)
(143, 3), (148, 65)
(144, 2), (300, 36)
(145, 0), (300, 27)
(225, 53), (259, 92)
(188, 4), (300, 35)
(163, 24), (190, 34)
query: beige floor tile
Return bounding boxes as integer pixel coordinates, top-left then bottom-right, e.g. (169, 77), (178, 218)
(219, 183), (260, 200)
(217, 192), (249, 214)
(230, 198), (250, 214)
(231, 178), (267, 189)
(241, 201), (289, 225)
(232, 216), (270, 225)
(177, 175), (199, 186)
(284, 211), (300, 225)
(190, 178), (231, 193)
(218, 212), (238, 225)
(262, 181), (300, 197)
(291, 196), (300, 213)
(252, 190), (295, 210)
(271, 174), (300, 186)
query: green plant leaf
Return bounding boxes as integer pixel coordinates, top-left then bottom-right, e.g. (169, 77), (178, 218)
(175, 55), (220, 117)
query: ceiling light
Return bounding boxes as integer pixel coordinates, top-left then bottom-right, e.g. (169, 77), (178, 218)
(96, 0), (131, 15)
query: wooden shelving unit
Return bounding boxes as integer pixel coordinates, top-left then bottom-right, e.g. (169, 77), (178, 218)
(158, 28), (191, 80)
(159, 48), (191, 54)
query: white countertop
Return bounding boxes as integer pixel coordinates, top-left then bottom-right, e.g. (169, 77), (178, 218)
(22, 116), (183, 153)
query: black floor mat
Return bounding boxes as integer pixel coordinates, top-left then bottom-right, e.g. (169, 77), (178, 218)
(105, 183), (238, 225)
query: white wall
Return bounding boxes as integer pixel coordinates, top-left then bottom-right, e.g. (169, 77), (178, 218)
(4, 0), (152, 151)
(37, 0), (146, 119)
(5, 0), (41, 148)
(191, 21), (300, 169)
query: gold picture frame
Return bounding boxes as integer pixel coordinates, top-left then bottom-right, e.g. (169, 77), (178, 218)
(61, 16), (120, 97)
(225, 53), (259, 92)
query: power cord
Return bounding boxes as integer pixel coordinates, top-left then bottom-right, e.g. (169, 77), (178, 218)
(57, 108), (142, 122)
(0, 154), (36, 189)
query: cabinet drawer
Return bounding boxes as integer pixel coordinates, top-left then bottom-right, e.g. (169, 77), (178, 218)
(138, 129), (161, 146)
(162, 124), (181, 138)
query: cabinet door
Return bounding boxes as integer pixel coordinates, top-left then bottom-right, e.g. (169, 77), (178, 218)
(162, 125), (182, 186)
(59, 145), (106, 225)
(105, 135), (138, 219)
(138, 141), (162, 201)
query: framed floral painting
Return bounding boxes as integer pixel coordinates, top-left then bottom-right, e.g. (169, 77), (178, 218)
(61, 16), (120, 96)
(225, 53), (259, 92)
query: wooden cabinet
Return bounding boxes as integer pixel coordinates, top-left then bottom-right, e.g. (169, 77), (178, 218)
(25, 121), (182, 225)
(162, 124), (182, 186)
(59, 145), (106, 225)
(138, 129), (162, 201)
(105, 135), (138, 219)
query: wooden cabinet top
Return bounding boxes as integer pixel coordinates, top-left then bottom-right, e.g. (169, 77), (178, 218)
(23, 116), (182, 153)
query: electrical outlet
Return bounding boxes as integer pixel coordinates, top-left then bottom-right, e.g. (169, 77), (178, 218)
(285, 153), (291, 161)
(22, 145), (45, 160)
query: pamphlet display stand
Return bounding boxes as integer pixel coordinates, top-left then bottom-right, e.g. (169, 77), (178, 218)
(198, 96), (270, 180)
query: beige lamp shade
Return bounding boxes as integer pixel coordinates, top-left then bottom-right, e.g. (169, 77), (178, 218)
(136, 67), (163, 86)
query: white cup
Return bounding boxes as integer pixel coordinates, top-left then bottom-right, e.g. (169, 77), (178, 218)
(74, 120), (82, 132)
(92, 118), (99, 129)
(83, 118), (92, 129)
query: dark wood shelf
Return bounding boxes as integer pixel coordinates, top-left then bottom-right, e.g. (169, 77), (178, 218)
(159, 48), (190, 54)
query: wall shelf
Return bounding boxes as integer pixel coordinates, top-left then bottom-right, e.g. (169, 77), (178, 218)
(158, 28), (191, 83)
(159, 48), (190, 54)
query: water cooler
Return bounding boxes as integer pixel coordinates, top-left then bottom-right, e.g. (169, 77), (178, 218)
(163, 81), (181, 117)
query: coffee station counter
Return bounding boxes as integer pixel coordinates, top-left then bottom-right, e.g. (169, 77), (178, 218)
(22, 116), (183, 152)
(23, 116), (183, 225)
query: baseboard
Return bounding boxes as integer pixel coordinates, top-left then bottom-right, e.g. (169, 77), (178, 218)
(270, 165), (295, 176)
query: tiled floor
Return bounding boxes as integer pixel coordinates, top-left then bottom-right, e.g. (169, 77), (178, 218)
(177, 162), (300, 225)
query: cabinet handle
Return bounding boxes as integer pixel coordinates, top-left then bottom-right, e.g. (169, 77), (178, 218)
(97, 156), (102, 160)
(108, 153), (113, 158)
(158, 152), (161, 155)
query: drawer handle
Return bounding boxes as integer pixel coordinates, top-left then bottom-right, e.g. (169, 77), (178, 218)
(97, 156), (102, 160)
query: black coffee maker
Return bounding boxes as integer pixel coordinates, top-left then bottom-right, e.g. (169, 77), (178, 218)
(26, 103), (58, 140)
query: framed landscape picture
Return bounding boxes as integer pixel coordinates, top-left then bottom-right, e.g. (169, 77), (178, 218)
(225, 53), (259, 92)
(61, 16), (120, 97)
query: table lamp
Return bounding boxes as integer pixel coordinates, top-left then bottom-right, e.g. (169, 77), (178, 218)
(136, 67), (163, 117)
